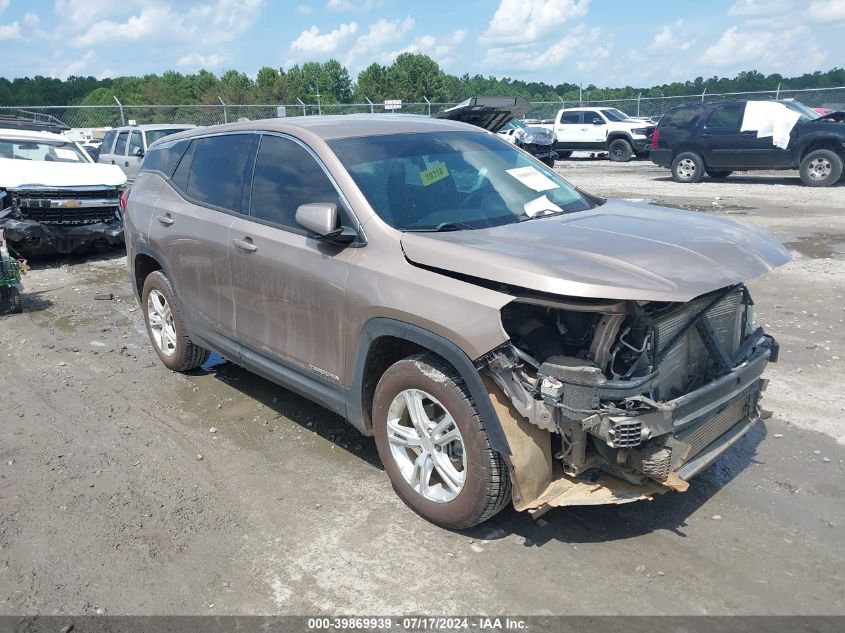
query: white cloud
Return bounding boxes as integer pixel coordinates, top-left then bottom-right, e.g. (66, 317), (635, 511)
(177, 52), (228, 69)
(387, 28), (467, 68)
(0, 0), (9, 14)
(701, 25), (826, 74)
(649, 19), (691, 53)
(296, 4), (313, 13)
(291, 21), (359, 55)
(483, 23), (608, 74)
(23, 12), (40, 26)
(808, 0), (845, 22)
(728, 0), (795, 15)
(481, 0), (590, 45)
(0, 21), (19, 39)
(51, 50), (96, 79)
(326, 0), (383, 11)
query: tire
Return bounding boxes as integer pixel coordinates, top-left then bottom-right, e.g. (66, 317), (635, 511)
(141, 271), (210, 372)
(542, 156), (555, 168)
(372, 352), (511, 529)
(706, 169), (733, 179)
(10, 287), (22, 313)
(557, 151), (572, 159)
(671, 151), (705, 183)
(799, 149), (843, 187)
(608, 138), (633, 162)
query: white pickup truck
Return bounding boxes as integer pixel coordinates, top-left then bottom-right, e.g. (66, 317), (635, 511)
(538, 107), (655, 162)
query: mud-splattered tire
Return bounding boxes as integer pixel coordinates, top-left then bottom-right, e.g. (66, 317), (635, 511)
(372, 352), (511, 529)
(141, 271), (210, 372)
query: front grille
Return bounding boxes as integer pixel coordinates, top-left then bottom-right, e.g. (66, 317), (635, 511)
(18, 207), (117, 225)
(676, 397), (749, 458)
(12, 189), (120, 201)
(610, 419), (643, 447)
(654, 289), (744, 398)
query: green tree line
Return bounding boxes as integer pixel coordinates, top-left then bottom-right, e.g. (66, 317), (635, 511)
(1, 54), (843, 106)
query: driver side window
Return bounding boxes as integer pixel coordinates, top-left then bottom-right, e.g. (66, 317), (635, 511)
(585, 111), (604, 125)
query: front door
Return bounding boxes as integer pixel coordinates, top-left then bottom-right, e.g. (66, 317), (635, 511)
(228, 134), (355, 384)
(582, 110), (609, 145)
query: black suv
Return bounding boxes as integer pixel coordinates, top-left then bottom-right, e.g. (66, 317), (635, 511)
(651, 100), (845, 187)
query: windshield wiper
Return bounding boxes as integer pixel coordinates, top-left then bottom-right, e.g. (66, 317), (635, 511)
(403, 221), (475, 232)
(518, 209), (566, 222)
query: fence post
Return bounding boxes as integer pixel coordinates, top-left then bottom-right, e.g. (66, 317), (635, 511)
(297, 98), (306, 116)
(113, 96), (125, 125)
(365, 97), (374, 114)
(637, 92), (641, 116)
(218, 96), (228, 123)
(701, 87), (707, 102)
(423, 96), (431, 116)
(776, 82), (781, 100)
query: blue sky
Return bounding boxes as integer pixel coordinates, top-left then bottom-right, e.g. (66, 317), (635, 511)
(0, 0), (843, 85)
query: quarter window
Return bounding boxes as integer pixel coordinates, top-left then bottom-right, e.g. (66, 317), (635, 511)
(249, 135), (344, 230)
(185, 135), (254, 213)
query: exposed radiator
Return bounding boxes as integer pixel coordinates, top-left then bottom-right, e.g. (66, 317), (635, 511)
(676, 396), (750, 458)
(654, 288), (744, 398)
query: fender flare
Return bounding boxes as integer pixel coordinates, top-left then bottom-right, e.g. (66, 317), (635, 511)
(130, 242), (176, 302)
(348, 318), (511, 456)
(605, 132), (634, 148)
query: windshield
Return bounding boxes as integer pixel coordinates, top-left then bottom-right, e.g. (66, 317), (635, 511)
(780, 101), (821, 122)
(329, 131), (595, 231)
(0, 138), (90, 163)
(145, 128), (190, 145)
(601, 108), (633, 122)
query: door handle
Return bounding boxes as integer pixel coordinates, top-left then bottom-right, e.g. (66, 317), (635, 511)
(111, 160), (115, 164)
(232, 237), (257, 253)
(125, 161), (129, 167)
(740, 131), (756, 137)
(156, 214), (174, 226)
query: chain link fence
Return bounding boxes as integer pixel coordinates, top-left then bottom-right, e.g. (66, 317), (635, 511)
(2, 87), (844, 132)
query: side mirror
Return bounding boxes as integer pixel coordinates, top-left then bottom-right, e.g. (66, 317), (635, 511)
(133, 147), (144, 157)
(296, 203), (355, 244)
(592, 119), (604, 125)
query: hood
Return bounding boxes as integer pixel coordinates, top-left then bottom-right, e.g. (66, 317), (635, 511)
(433, 96), (531, 132)
(1, 158), (127, 188)
(400, 199), (790, 303)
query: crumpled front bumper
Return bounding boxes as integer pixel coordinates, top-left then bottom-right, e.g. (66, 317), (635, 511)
(0, 216), (125, 257)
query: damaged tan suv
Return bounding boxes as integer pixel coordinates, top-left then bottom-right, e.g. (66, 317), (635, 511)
(125, 115), (789, 528)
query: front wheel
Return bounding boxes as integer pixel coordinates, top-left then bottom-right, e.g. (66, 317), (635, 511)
(800, 149), (843, 187)
(556, 151), (572, 159)
(542, 156), (556, 168)
(608, 138), (633, 162)
(372, 352), (511, 529)
(671, 151), (705, 183)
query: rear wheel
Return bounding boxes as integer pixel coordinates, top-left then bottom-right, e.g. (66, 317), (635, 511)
(671, 151), (705, 183)
(706, 169), (733, 179)
(542, 156), (555, 168)
(372, 352), (511, 529)
(608, 138), (633, 162)
(557, 151), (572, 159)
(142, 271), (210, 372)
(800, 149), (843, 187)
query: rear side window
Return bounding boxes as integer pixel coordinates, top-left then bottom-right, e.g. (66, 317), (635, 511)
(250, 135), (344, 230)
(114, 131), (128, 155)
(185, 134), (254, 213)
(560, 112), (581, 124)
(101, 130), (116, 154)
(661, 107), (698, 128)
(140, 138), (189, 177)
(705, 105), (742, 129)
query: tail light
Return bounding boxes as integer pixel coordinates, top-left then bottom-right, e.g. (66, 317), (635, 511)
(119, 188), (130, 215)
(651, 128), (660, 149)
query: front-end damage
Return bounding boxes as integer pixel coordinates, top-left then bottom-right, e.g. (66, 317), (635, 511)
(478, 284), (776, 516)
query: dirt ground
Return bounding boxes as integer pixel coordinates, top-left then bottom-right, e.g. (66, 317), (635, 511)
(1, 159), (843, 616)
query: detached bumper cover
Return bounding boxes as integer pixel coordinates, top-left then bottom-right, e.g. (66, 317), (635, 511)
(0, 216), (124, 256)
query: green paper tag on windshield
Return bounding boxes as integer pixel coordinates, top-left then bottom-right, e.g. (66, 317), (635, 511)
(419, 161), (449, 186)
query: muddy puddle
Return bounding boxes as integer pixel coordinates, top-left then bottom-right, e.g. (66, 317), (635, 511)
(784, 233), (845, 259)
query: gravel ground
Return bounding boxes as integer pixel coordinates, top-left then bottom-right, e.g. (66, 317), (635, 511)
(0, 158), (843, 616)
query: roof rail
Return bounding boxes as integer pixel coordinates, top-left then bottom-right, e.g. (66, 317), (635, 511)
(0, 109), (70, 134)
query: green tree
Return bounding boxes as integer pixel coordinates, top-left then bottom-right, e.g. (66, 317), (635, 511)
(385, 53), (449, 101)
(354, 63), (387, 101)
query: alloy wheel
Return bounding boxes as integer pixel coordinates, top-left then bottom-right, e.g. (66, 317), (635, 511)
(807, 157), (832, 182)
(386, 388), (466, 503)
(677, 158), (697, 180)
(147, 289), (177, 357)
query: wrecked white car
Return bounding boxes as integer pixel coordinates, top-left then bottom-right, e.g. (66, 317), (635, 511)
(0, 123), (127, 257)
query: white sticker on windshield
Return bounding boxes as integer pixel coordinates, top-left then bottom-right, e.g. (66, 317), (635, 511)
(524, 195), (564, 218)
(54, 148), (78, 160)
(506, 165), (559, 192)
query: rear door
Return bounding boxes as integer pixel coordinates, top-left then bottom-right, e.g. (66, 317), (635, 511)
(98, 130), (117, 164)
(555, 110), (583, 144)
(124, 130), (144, 181)
(150, 133), (257, 339)
(107, 130), (129, 167)
(701, 104), (743, 168)
(228, 133), (356, 383)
